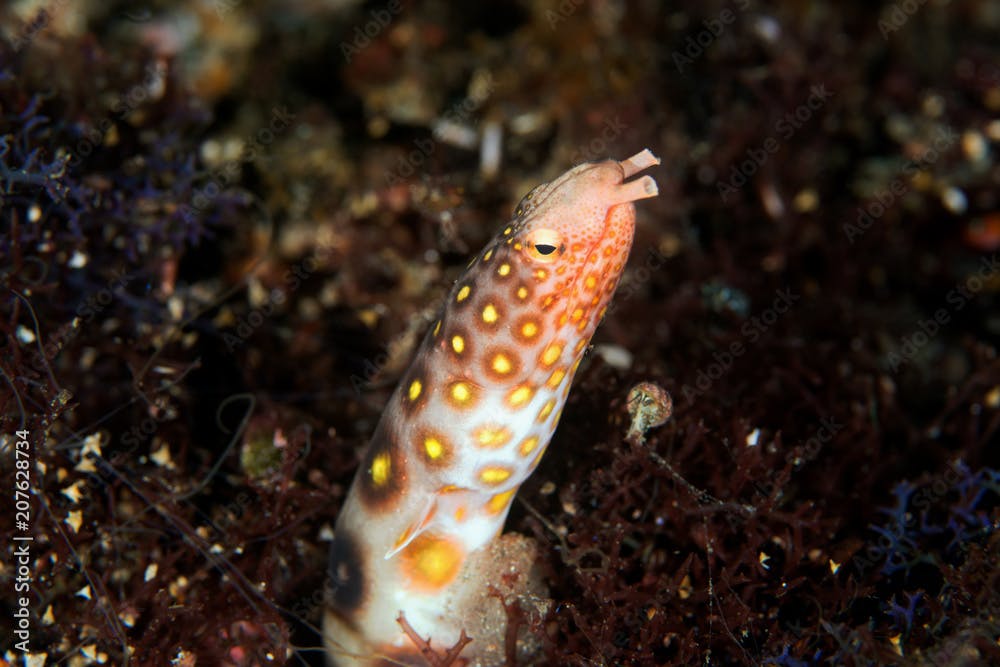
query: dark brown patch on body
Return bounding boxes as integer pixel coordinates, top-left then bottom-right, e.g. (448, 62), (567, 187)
(327, 528), (367, 618)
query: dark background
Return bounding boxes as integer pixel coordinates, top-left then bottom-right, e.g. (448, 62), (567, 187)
(1, 1), (998, 664)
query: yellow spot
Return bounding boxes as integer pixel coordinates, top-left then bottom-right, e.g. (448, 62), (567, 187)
(498, 263), (510, 276)
(541, 343), (562, 366)
(449, 381), (476, 406)
(547, 368), (566, 388)
(454, 506), (466, 522)
(531, 442), (550, 468)
(487, 489), (516, 514)
(571, 307), (584, 322)
(424, 436), (444, 460)
(456, 285), (471, 302)
(482, 304), (499, 324)
(603, 246), (613, 256)
(508, 385), (533, 407)
(518, 436), (540, 457)
(484, 249), (494, 261)
(480, 466), (512, 485)
(513, 242), (523, 250)
(503, 226), (512, 235)
(598, 306), (607, 320)
(520, 321), (539, 338)
(577, 318), (588, 331)
(433, 320), (441, 336)
(542, 295), (555, 308)
(572, 358), (582, 373)
(370, 453), (391, 486)
(474, 425), (512, 448)
(517, 286), (529, 300)
(408, 379), (422, 401)
(534, 269), (548, 280)
(451, 335), (465, 354)
(575, 338), (587, 353)
(401, 533), (463, 591)
(491, 353), (513, 374)
(558, 313), (568, 326)
(537, 398), (555, 422)
(585, 275), (598, 289)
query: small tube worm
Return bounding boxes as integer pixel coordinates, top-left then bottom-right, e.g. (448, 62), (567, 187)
(325, 150), (661, 666)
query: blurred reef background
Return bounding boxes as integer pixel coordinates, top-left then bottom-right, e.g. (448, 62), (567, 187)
(1, 0), (999, 665)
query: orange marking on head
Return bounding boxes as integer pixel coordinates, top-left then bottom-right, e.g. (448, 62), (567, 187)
(400, 533), (464, 592)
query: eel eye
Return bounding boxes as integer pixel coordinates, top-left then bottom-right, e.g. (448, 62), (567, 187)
(525, 229), (563, 263)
